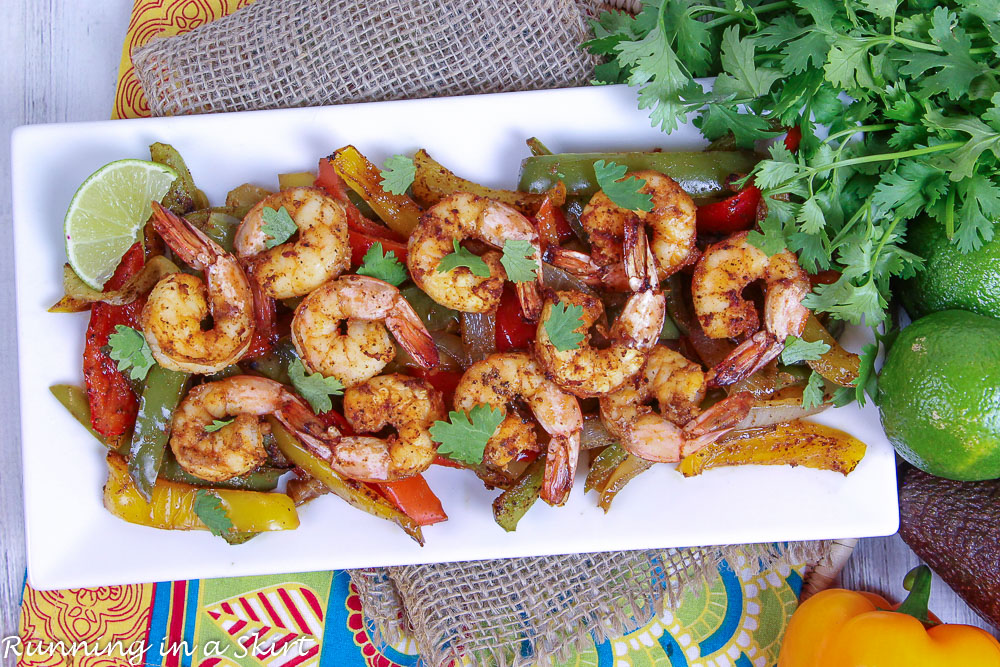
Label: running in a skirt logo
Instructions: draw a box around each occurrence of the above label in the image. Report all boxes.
[2,635,315,664]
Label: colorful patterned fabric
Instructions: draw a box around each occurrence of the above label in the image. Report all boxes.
[17,559,804,666]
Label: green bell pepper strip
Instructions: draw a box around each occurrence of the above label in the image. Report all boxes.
[492,456,546,532]
[401,286,460,332]
[150,142,208,214]
[598,454,653,513]
[517,151,758,201]
[158,455,286,492]
[50,384,125,451]
[584,442,629,494]
[128,366,190,502]
[185,210,240,253]
[241,338,296,384]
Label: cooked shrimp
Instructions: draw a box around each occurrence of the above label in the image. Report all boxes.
[141,203,254,374]
[291,275,439,386]
[170,375,339,482]
[326,374,446,482]
[690,231,810,386]
[600,346,753,463]
[454,352,583,505]
[407,192,544,318]
[548,171,696,290]
[234,187,350,299]
[534,289,665,398]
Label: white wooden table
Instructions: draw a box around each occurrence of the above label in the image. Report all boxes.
[1,1,994,656]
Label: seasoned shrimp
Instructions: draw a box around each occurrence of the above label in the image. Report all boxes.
[408,192,544,318]
[291,275,439,386]
[454,352,583,506]
[534,289,665,398]
[691,231,810,386]
[600,346,753,463]
[170,375,339,482]
[234,187,350,299]
[548,171,697,290]
[325,374,446,482]
[142,203,254,374]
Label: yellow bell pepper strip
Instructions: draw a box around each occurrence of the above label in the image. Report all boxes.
[224,183,273,219]
[128,366,190,502]
[327,146,423,236]
[800,314,861,387]
[267,417,425,544]
[779,566,1000,666]
[584,442,629,494]
[493,455,546,532]
[104,452,299,534]
[678,420,866,477]
[596,451,653,512]
[277,171,316,190]
[413,148,546,216]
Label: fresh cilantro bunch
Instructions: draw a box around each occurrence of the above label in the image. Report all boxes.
[588,0,1000,403]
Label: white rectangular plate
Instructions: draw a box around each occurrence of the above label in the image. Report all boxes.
[12,85,898,590]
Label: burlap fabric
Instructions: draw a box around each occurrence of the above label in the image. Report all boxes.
[133,0,603,115]
[130,1,835,664]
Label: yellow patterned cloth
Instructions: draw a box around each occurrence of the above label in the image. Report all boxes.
[113,0,255,119]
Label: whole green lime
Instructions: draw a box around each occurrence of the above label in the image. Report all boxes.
[879,310,1000,480]
[901,216,1000,319]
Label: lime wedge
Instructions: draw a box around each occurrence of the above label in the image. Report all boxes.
[64,159,178,289]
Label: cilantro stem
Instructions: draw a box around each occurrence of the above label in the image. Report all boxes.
[702,0,791,28]
[799,142,964,179]
[821,123,896,146]
[889,35,941,53]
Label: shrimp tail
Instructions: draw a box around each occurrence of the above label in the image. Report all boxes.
[544,246,605,287]
[680,391,753,456]
[706,331,784,388]
[150,201,223,270]
[274,396,342,462]
[386,298,440,369]
[625,415,684,463]
[623,217,659,293]
[541,432,579,506]
[516,281,543,322]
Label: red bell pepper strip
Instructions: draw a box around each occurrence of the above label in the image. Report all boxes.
[315,404,447,525]
[83,243,145,438]
[374,476,448,526]
[784,126,802,153]
[408,367,463,405]
[495,283,536,351]
[534,196,573,247]
[695,184,762,235]
[348,229,409,267]
[433,455,465,469]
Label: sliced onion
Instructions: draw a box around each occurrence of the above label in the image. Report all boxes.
[48,255,181,313]
[461,311,497,366]
[541,262,597,296]
[733,387,829,431]
[395,332,465,372]
[581,414,618,450]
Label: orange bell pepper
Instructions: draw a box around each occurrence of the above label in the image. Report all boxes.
[779,566,1000,666]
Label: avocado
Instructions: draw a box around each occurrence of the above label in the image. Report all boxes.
[899,467,1000,628]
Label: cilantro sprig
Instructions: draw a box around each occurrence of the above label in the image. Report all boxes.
[543,301,586,352]
[205,419,235,433]
[499,239,538,283]
[780,336,831,365]
[430,404,505,466]
[379,155,416,195]
[261,206,297,249]
[586,0,1000,407]
[357,242,408,286]
[193,490,235,537]
[288,357,344,413]
[437,240,491,277]
[107,325,156,380]
[593,160,653,212]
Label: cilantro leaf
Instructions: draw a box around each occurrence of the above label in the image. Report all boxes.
[288,357,344,413]
[261,206,297,249]
[714,26,782,98]
[593,160,653,211]
[379,155,416,195]
[430,404,505,466]
[954,174,1000,252]
[107,325,156,380]
[357,242,408,286]
[697,104,776,148]
[437,240,491,277]
[499,239,538,283]
[855,342,879,406]
[193,490,234,537]
[823,36,879,93]
[746,212,788,256]
[898,8,988,101]
[204,418,234,433]
[802,371,826,409]
[781,336,831,365]
[925,111,1000,181]
[543,301,586,352]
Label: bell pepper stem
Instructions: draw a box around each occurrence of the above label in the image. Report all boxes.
[896,565,933,624]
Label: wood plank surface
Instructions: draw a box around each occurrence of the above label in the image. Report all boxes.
[0,3,994,664]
